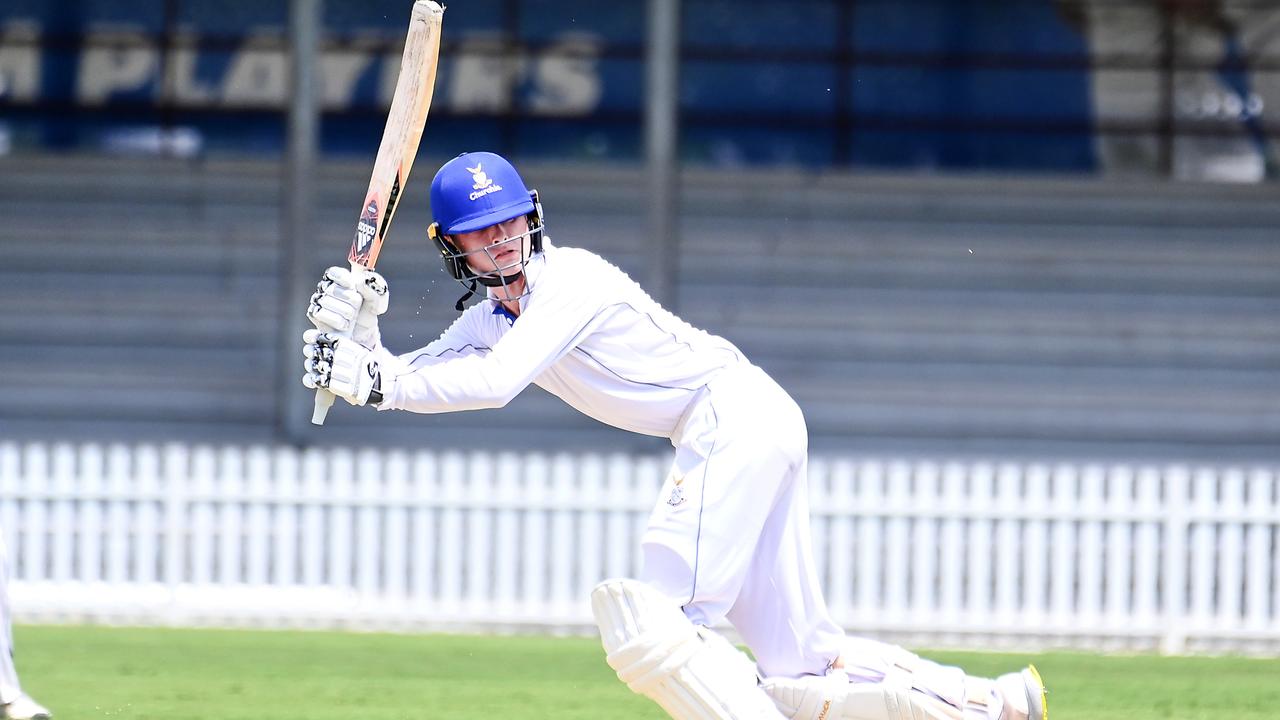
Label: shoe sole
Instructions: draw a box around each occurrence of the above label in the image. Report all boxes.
[1023,664,1047,720]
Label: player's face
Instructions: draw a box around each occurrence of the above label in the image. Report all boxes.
[451,216,529,276]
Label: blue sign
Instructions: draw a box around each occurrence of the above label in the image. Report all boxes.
[0,0,1102,172]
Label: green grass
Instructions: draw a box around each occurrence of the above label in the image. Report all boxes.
[12,625,1280,719]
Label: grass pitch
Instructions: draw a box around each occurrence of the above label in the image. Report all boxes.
[14,625,1280,719]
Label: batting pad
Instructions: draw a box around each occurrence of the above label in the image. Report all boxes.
[761,673,965,720]
[591,578,785,720]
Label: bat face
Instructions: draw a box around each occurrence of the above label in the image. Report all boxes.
[341,1,441,271]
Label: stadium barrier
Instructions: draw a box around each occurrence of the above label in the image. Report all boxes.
[2,441,1277,655]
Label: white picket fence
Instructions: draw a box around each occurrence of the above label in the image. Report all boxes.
[1,441,1277,655]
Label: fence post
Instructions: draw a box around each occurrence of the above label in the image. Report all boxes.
[356,449,384,599]
[578,454,605,602]
[521,454,550,616]
[995,463,1021,625]
[1022,464,1050,628]
[106,444,131,584]
[1161,465,1189,654]
[217,446,245,586]
[1189,468,1217,639]
[273,448,299,587]
[20,444,48,583]
[827,459,857,622]
[549,453,577,619]
[493,452,522,618]
[938,462,967,629]
[1244,467,1274,631]
[604,454,633,582]
[1078,465,1105,626]
[77,444,104,585]
[966,463,994,628]
[1105,464,1134,631]
[410,450,438,607]
[135,446,160,588]
[383,450,411,605]
[1134,466,1162,632]
[50,443,76,582]
[328,449,355,593]
[161,444,188,617]
[246,447,272,588]
[190,447,216,587]
[466,452,496,617]
[1217,468,1245,631]
[911,462,939,625]
[856,460,884,626]
[439,452,466,615]
[1049,463,1077,629]
[301,448,327,587]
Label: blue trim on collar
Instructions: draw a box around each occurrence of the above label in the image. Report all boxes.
[491,302,518,325]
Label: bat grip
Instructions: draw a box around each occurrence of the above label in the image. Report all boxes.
[312,388,336,425]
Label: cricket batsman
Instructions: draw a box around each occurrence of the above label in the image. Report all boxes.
[302,151,1049,720]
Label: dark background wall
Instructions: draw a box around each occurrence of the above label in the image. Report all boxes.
[1,0,1278,460]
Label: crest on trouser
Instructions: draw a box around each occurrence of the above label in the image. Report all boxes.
[666,473,686,507]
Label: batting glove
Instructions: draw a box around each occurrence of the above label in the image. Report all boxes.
[301,329,381,406]
[306,265,389,348]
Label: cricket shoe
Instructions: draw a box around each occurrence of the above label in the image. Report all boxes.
[995,665,1046,720]
[1,694,51,720]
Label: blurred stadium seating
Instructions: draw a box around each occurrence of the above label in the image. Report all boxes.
[2,154,1276,459]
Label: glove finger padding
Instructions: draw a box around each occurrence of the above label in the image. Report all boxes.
[307,283,363,333]
[301,329,335,389]
[300,329,378,406]
[355,270,389,310]
[305,266,389,347]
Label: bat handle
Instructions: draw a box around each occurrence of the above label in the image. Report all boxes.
[312,388,336,425]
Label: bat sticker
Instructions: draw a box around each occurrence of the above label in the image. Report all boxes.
[351,198,379,265]
[378,173,403,243]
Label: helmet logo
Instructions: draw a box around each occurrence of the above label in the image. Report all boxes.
[466,163,504,201]
[468,164,492,190]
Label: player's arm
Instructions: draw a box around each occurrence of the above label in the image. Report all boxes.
[395,308,494,370]
[380,271,603,413]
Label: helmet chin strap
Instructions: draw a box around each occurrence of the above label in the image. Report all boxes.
[476,271,524,288]
[453,270,524,312]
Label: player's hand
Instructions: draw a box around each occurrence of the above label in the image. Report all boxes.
[301,329,380,406]
[306,266,389,347]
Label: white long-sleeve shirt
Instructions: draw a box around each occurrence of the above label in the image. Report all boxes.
[377,244,747,439]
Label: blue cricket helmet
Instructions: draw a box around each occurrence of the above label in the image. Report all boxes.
[427,152,546,311]
[430,151,535,234]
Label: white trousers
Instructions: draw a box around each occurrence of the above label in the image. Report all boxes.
[641,363,845,679]
[0,533,22,704]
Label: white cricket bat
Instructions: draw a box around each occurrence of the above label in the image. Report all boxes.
[313,0,445,425]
